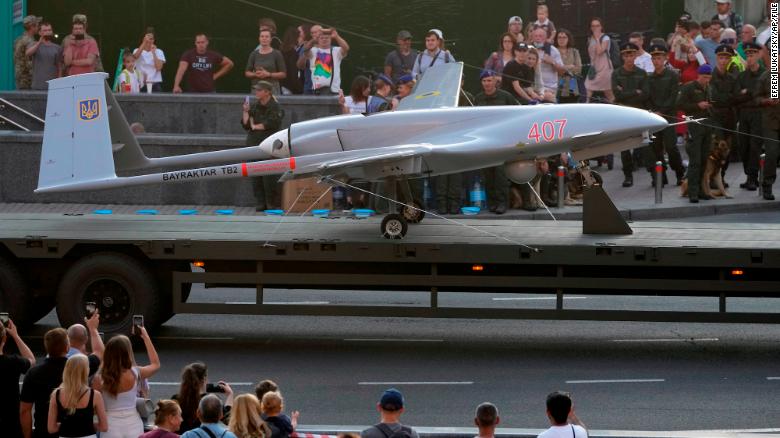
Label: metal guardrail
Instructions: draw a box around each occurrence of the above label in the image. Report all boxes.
[0,97,45,132]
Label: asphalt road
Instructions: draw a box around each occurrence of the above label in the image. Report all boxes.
[25,285,780,433]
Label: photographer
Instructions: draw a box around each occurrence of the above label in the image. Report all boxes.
[133,28,166,92]
[25,21,62,90]
[300,27,349,95]
[174,362,234,433]
[0,316,35,438]
[63,16,99,76]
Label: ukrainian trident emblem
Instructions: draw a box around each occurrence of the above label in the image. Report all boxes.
[79,99,100,121]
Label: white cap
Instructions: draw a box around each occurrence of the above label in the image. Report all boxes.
[508,16,523,25]
[428,28,443,39]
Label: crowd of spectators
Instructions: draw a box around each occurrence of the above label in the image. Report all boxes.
[2,314,589,438]
[11,0,780,210]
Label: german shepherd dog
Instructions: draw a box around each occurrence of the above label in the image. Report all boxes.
[681,136,732,199]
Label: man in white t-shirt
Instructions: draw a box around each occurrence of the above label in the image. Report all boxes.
[629,32,654,73]
[530,27,565,98]
[303,28,349,95]
[133,30,165,92]
[537,392,587,438]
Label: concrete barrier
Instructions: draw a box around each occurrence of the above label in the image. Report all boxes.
[0,91,341,134]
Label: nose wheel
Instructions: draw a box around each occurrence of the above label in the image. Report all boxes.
[381,214,408,239]
[399,199,425,223]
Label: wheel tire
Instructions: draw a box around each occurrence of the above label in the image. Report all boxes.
[0,256,31,326]
[591,170,604,186]
[56,253,162,336]
[399,199,425,224]
[381,214,408,239]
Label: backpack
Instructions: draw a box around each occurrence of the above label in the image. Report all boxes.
[374,423,414,438]
[600,34,622,69]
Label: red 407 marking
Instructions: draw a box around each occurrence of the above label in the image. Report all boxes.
[527,119,568,143]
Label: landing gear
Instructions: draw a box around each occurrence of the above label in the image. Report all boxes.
[399,199,425,223]
[380,176,422,239]
[381,214,408,239]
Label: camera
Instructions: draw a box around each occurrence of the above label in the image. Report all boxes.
[132,314,144,335]
[85,302,97,318]
[0,312,9,327]
[206,383,225,393]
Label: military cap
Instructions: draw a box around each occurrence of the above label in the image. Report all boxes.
[253,81,273,92]
[742,41,761,53]
[698,64,713,75]
[397,74,415,85]
[22,15,41,26]
[715,44,735,57]
[620,42,640,53]
[648,44,668,55]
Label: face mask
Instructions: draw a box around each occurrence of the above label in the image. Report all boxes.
[75,34,85,40]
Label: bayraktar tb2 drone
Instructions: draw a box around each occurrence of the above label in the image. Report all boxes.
[35,64,667,238]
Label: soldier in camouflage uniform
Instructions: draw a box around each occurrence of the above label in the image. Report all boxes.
[611,42,650,187]
[676,65,715,203]
[755,70,780,200]
[709,44,740,182]
[13,15,40,89]
[734,42,765,191]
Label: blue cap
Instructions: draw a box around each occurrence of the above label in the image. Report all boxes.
[375,73,393,87]
[698,64,713,75]
[379,388,404,410]
[480,69,495,80]
[397,74,414,85]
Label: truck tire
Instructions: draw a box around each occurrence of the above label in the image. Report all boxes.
[0,256,31,326]
[56,253,162,335]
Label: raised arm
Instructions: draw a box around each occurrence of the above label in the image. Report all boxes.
[85,312,104,360]
[7,320,35,365]
[136,326,160,379]
[332,30,349,57]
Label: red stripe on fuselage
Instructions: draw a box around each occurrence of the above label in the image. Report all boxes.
[290,157,296,170]
[241,163,248,177]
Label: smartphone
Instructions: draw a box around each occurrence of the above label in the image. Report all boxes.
[244,95,250,105]
[132,314,144,335]
[85,302,97,318]
[206,383,225,393]
[0,312,9,327]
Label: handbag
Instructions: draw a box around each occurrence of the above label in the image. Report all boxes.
[134,367,153,419]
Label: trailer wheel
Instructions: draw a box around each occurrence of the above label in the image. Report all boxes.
[0,256,31,326]
[56,253,162,335]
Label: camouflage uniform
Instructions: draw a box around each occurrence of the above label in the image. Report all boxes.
[755,70,780,200]
[676,80,714,201]
[612,58,649,185]
[14,34,35,89]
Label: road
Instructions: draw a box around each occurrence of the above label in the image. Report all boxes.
[25,284,780,433]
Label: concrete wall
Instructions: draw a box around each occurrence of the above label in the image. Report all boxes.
[0,91,341,134]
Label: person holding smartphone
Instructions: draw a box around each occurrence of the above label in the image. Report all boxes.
[93,327,160,438]
[65,309,105,378]
[174,362,234,433]
[26,21,63,90]
[0,316,36,438]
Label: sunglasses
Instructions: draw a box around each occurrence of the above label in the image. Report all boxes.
[721,39,736,44]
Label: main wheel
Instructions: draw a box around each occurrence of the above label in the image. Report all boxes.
[0,256,31,326]
[381,214,408,239]
[56,253,162,335]
[399,199,425,224]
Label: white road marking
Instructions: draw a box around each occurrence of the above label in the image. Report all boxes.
[610,338,719,343]
[155,337,234,341]
[358,381,473,385]
[566,379,665,384]
[344,338,444,342]
[768,377,780,380]
[148,382,253,386]
[226,301,330,305]
[492,296,586,301]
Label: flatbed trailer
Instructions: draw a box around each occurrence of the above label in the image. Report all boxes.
[1,212,779,334]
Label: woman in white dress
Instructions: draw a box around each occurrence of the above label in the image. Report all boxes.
[94,328,160,438]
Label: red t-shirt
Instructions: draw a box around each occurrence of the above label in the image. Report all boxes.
[180,49,223,92]
[66,38,99,76]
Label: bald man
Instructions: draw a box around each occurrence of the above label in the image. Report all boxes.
[66,312,104,376]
